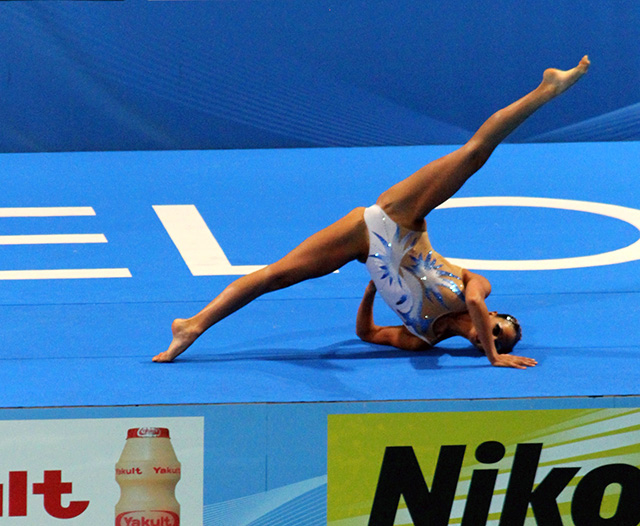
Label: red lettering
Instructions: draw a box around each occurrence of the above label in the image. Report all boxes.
[153,466,180,475]
[9,471,27,517]
[116,467,143,476]
[32,470,89,519]
[117,511,179,526]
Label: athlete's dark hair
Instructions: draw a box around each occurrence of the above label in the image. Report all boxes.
[494,313,522,354]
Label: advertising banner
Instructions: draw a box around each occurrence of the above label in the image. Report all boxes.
[328,408,640,526]
[0,417,204,525]
[0,401,639,525]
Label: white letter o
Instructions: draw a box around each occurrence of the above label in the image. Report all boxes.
[439,197,640,271]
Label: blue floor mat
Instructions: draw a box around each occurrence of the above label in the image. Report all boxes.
[1,142,639,407]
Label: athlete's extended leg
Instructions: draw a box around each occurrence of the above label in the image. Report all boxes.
[153,208,369,362]
[377,56,590,230]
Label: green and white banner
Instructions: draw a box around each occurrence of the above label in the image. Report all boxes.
[328,409,640,526]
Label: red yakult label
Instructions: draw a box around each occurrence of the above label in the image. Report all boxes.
[128,428,170,439]
[115,465,181,476]
[116,510,179,526]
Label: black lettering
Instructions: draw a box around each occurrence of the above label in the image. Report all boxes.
[368,445,465,526]
[572,464,640,526]
[475,441,506,465]
[461,442,505,526]
[462,470,499,525]
[500,443,578,526]
[529,466,579,524]
[500,443,541,525]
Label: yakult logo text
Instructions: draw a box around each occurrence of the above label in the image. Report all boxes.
[136,428,162,438]
[153,467,180,475]
[0,470,89,519]
[116,510,179,526]
[115,466,181,476]
[369,442,640,526]
[116,467,143,476]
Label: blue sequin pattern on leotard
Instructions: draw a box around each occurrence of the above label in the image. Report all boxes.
[365,205,466,343]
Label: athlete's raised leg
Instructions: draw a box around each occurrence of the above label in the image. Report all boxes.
[153,207,369,362]
[377,56,590,230]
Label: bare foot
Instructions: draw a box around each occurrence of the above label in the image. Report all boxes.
[542,55,590,96]
[152,319,200,363]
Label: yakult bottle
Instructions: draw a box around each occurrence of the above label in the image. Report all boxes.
[116,427,181,526]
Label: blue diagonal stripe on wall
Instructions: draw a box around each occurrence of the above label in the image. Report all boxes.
[526,102,640,142]
[246,485,326,526]
[1,3,472,149]
[203,476,327,526]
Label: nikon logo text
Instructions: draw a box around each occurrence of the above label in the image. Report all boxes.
[369,442,640,526]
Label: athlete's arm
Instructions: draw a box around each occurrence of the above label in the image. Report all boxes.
[356,281,430,351]
[463,270,536,369]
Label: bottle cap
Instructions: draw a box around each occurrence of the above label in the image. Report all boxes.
[127,427,170,439]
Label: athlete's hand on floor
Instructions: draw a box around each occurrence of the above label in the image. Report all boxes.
[490,354,538,369]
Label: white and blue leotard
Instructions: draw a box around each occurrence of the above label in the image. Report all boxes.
[364,204,467,345]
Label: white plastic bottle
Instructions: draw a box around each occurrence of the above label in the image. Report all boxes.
[115,427,181,526]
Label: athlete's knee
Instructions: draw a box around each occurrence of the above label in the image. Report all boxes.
[261,264,302,293]
[261,266,287,293]
[462,138,494,172]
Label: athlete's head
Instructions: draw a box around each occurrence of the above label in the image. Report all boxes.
[471,312,522,355]
[491,313,522,354]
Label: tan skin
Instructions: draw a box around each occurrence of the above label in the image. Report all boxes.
[154,56,590,367]
[356,276,528,369]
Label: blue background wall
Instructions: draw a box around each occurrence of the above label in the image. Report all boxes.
[1,0,639,153]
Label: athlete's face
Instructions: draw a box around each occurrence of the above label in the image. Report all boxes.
[472,313,518,354]
[490,314,518,353]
